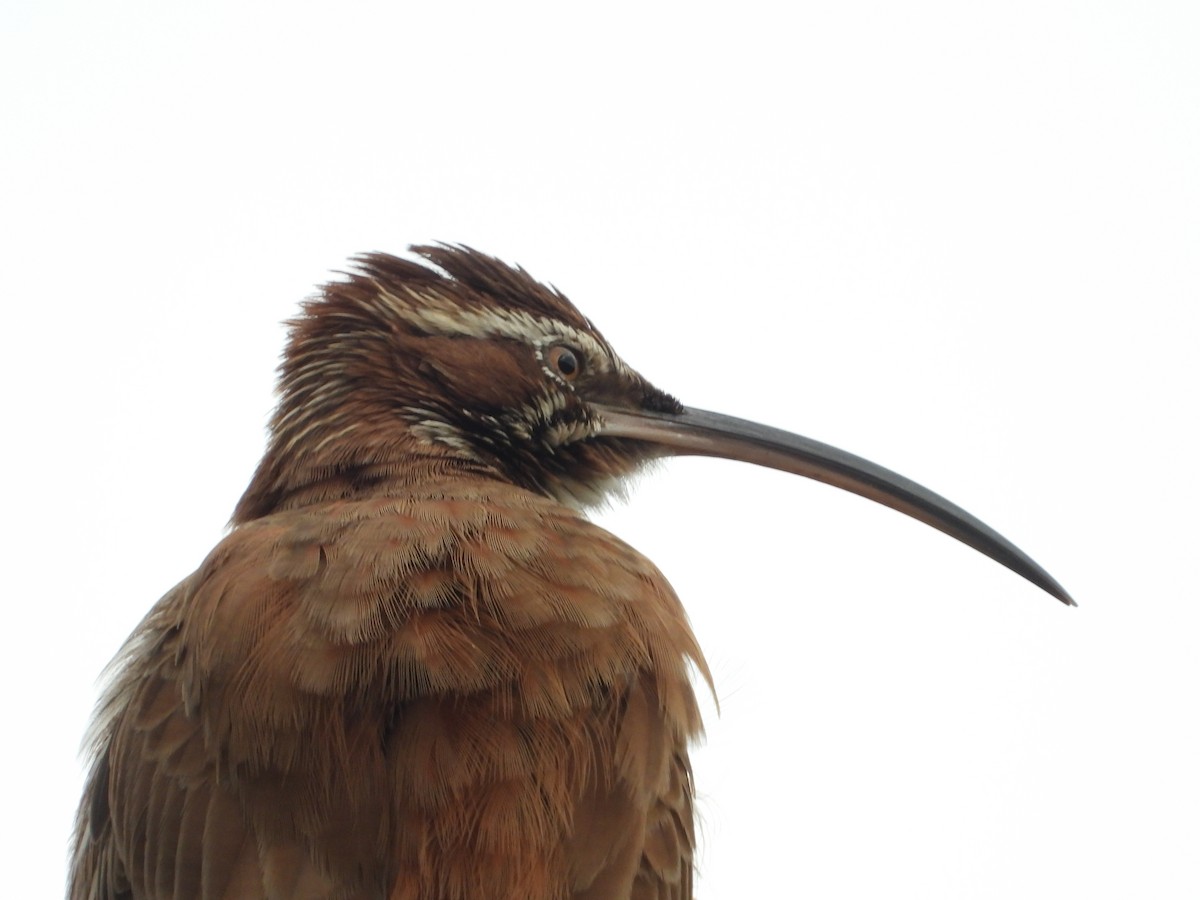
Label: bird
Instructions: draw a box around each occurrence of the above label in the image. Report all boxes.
[70,244,1073,900]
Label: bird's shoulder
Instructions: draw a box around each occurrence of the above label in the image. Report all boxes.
[141,478,704,707]
[193,478,679,637]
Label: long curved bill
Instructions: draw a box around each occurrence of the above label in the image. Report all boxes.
[597,405,1074,606]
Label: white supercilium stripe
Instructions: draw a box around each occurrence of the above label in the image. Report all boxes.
[370,281,632,381]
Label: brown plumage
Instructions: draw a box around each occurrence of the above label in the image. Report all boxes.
[71,245,1072,900]
[72,247,708,900]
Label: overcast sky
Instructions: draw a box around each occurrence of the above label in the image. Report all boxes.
[3,2,1198,897]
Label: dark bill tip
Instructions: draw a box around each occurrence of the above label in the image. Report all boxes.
[597,405,1075,606]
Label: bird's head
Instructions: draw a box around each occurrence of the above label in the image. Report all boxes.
[235,244,686,519]
[235,244,1073,606]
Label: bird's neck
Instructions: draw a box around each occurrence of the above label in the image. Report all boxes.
[230,433,501,525]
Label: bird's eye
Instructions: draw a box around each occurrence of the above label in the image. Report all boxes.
[547,345,582,381]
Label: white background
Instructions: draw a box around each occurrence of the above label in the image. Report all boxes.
[3,2,1197,897]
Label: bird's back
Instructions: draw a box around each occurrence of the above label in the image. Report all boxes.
[70,478,707,900]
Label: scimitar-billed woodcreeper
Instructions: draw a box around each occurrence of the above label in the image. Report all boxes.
[70,245,1073,900]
